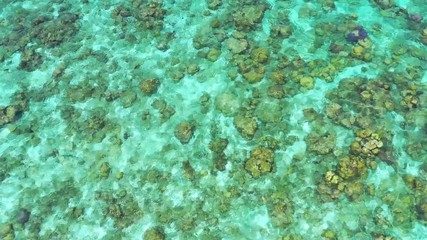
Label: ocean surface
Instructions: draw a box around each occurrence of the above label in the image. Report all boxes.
[1,0,427,239]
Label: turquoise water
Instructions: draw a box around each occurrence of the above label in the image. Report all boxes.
[1,0,427,239]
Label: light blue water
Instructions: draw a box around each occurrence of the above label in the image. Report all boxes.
[0,0,426,239]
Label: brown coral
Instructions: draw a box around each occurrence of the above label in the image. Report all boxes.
[140,78,160,95]
[244,147,275,178]
[174,121,195,144]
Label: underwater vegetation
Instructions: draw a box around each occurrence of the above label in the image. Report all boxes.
[0,0,426,239]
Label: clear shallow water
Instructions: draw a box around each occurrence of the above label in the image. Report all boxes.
[0,0,426,239]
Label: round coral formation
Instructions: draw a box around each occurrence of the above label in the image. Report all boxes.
[174,121,195,144]
[233,115,258,139]
[350,129,383,157]
[299,76,314,89]
[0,106,19,126]
[244,147,275,178]
[140,78,160,95]
[336,156,367,180]
[251,48,269,63]
[350,38,372,61]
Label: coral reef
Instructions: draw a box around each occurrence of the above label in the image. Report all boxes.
[174,121,196,144]
[336,155,367,180]
[350,129,384,157]
[0,0,426,238]
[244,147,275,178]
[233,115,257,139]
[143,227,165,240]
[346,26,368,44]
[140,78,160,95]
